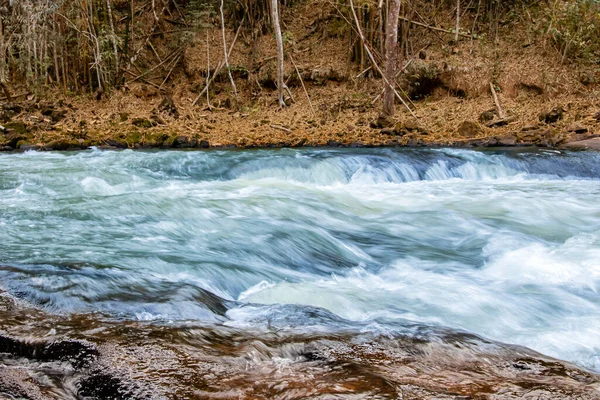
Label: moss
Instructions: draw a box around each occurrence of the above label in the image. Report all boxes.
[4,121,27,135]
[124,131,142,144]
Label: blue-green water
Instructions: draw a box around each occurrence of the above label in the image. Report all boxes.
[1,147,599,371]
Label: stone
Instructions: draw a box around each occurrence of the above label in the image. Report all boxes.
[131,118,155,129]
[479,110,495,123]
[158,96,179,118]
[457,120,482,138]
[403,120,428,134]
[369,115,394,129]
[539,107,564,124]
[4,121,27,134]
[566,124,588,134]
[495,135,517,146]
[521,124,538,131]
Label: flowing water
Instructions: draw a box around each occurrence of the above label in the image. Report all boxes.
[1,147,600,376]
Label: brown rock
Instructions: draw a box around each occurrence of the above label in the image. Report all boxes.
[495,135,517,146]
[539,107,564,124]
[457,120,482,138]
[521,124,538,132]
[370,115,394,129]
[479,110,496,123]
[566,124,588,134]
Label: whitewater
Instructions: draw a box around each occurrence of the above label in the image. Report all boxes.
[0,147,599,372]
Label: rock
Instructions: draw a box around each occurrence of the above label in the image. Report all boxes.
[479,110,496,123]
[3,121,27,134]
[457,120,482,138]
[150,113,166,126]
[521,124,538,131]
[380,128,396,135]
[566,124,588,134]
[172,136,197,148]
[563,137,600,150]
[40,105,67,123]
[198,140,210,148]
[158,96,179,118]
[0,103,23,123]
[403,120,428,134]
[370,115,394,129]
[487,116,518,128]
[594,111,600,121]
[579,73,596,86]
[495,134,517,146]
[3,133,25,148]
[539,107,564,124]
[19,144,41,151]
[131,118,155,129]
[45,139,83,151]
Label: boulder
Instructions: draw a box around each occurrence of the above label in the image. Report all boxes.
[566,124,588,134]
[479,110,496,123]
[539,107,564,124]
[457,120,482,138]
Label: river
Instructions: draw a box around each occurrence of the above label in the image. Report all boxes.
[1,147,599,397]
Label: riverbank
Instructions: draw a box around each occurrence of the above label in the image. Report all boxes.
[1,90,599,151]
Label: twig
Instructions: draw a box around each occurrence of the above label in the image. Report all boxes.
[128,49,182,83]
[270,124,292,133]
[123,69,163,90]
[289,54,314,116]
[192,16,245,106]
[399,16,475,39]
[371,59,413,104]
[159,55,181,90]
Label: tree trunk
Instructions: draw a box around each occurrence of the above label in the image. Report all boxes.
[106,0,120,85]
[270,0,286,108]
[383,0,401,117]
[0,11,6,91]
[220,0,238,101]
[455,0,460,43]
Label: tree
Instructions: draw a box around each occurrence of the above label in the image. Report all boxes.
[383,0,401,116]
[270,0,287,108]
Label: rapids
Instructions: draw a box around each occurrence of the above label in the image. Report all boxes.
[0,147,599,372]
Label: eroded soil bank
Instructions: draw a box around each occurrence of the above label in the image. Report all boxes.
[0,291,599,399]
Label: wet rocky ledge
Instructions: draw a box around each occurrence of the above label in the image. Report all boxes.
[0,291,598,400]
